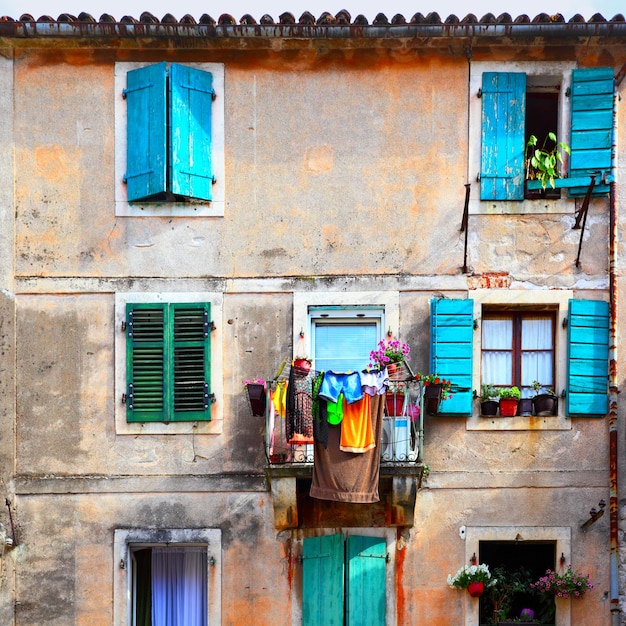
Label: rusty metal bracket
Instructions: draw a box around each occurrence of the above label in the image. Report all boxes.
[5,498,18,547]
[574,175,596,268]
[460,184,471,273]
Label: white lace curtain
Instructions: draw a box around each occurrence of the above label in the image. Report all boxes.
[152,547,207,626]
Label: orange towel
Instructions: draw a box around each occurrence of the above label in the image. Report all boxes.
[340,395,374,453]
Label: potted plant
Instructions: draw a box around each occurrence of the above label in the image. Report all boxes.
[447,563,496,598]
[525,131,571,190]
[479,384,499,416]
[244,378,266,416]
[417,373,453,416]
[385,382,406,416]
[292,356,312,377]
[498,386,521,417]
[370,338,410,380]
[484,566,541,625]
[531,564,593,599]
[531,381,558,416]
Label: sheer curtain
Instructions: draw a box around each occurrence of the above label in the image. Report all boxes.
[152,547,207,626]
[482,318,513,386]
[521,317,553,394]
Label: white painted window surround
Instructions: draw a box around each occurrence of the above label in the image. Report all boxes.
[114,292,224,435]
[114,62,225,217]
[468,61,576,215]
[113,528,222,626]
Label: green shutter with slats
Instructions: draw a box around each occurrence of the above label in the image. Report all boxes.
[430,298,474,416]
[126,302,212,423]
[302,535,344,626]
[346,536,386,626]
[170,64,214,201]
[480,72,526,201]
[567,299,609,416]
[568,67,614,197]
[124,62,168,202]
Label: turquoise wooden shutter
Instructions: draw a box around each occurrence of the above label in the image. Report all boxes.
[568,67,614,197]
[124,62,167,202]
[171,303,212,421]
[430,298,474,415]
[170,64,214,201]
[126,303,168,422]
[480,72,526,201]
[346,536,386,626]
[567,299,609,416]
[302,535,344,626]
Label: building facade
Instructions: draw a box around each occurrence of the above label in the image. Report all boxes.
[0,8,625,626]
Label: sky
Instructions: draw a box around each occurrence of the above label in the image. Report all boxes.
[1,0,624,22]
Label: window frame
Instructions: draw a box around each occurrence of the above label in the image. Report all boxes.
[115,292,223,435]
[113,528,222,626]
[115,61,225,217]
[468,61,576,215]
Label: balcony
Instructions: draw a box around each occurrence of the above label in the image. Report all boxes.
[251,362,427,529]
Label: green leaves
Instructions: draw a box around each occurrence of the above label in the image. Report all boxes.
[525,132,571,189]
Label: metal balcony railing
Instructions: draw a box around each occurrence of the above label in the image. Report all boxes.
[262,362,424,466]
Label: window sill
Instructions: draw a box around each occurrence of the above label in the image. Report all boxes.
[466,413,571,431]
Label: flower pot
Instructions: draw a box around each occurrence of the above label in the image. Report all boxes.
[499,398,519,417]
[533,393,558,416]
[467,581,484,597]
[387,362,405,381]
[424,383,443,416]
[385,391,405,416]
[293,358,312,378]
[246,384,266,417]
[517,397,533,416]
[480,400,499,416]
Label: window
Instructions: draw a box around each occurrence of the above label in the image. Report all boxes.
[481,308,556,397]
[302,534,387,626]
[115,62,225,217]
[126,302,213,423]
[115,292,223,436]
[469,62,613,212]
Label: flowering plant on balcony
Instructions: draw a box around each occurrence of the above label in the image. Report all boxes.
[416,373,453,400]
[243,378,266,390]
[447,563,496,589]
[531,565,593,598]
[369,339,410,368]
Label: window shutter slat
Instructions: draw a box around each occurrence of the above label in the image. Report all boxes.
[568,67,614,197]
[302,535,344,626]
[480,72,526,201]
[346,536,386,626]
[170,64,214,201]
[566,299,609,416]
[430,298,474,415]
[125,62,167,201]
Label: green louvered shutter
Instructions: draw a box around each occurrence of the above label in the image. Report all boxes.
[568,67,614,197]
[430,298,474,416]
[480,72,526,201]
[126,303,167,422]
[302,535,344,626]
[567,299,609,416]
[124,62,167,202]
[170,64,214,201]
[346,536,386,626]
[171,303,212,421]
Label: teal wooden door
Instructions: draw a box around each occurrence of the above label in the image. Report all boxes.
[346,536,386,626]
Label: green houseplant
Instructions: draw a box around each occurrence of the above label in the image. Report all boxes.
[479,384,499,416]
[498,386,521,417]
[531,380,558,416]
[525,132,571,189]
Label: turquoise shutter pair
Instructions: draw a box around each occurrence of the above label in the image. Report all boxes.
[124,62,214,202]
[480,67,613,200]
[126,302,212,422]
[302,535,386,626]
[430,298,609,417]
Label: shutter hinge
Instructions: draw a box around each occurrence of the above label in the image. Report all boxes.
[566,87,571,97]
[386,552,391,563]
[211,90,217,102]
[203,312,216,337]
[212,176,217,185]
[204,384,215,409]
[121,320,127,332]
[477,88,482,98]
[126,384,134,410]
[127,311,134,337]
[122,89,128,99]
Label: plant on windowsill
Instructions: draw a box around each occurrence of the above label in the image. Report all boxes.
[530,380,559,416]
[531,564,593,599]
[525,132,571,190]
[479,384,499,416]
[417,373,453,416]
[485,566,542,625]
[498,386,521,417]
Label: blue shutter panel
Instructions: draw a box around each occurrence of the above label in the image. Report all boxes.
[124,62,167,201]
[567,299,609,416]
[568,67,614,197]
[480,72,526,201]
[170,64,214,201]
[430,298,474,415]
[346,536,386,626]
[302,535,344,626]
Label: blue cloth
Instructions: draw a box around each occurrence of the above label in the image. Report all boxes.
[318,371,363,404]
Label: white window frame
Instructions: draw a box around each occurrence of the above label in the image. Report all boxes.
[463,526,571,626]
[468,61,576,215]
[114,62,225,217]
[114,291,224,435]
[468,289,573,431]
[113,528,222,626]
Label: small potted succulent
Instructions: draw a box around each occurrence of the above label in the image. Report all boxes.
[498,386,521,417]
[479,384,499,416]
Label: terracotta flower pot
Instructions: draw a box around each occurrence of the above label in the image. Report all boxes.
[385,391,405,416]
[467,581,484,597]
[499,398,519,417]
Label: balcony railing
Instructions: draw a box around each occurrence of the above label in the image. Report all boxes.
[261,362,424,467]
